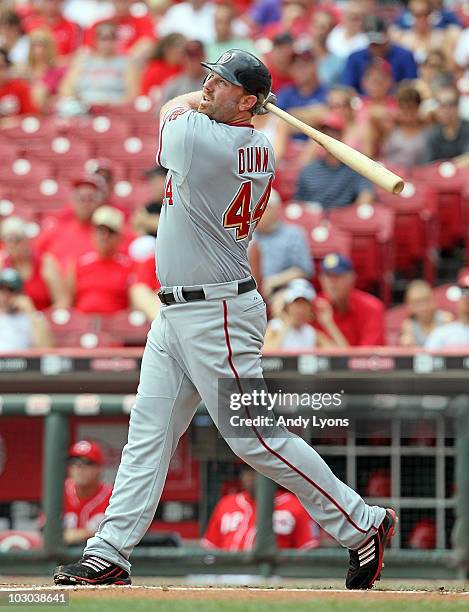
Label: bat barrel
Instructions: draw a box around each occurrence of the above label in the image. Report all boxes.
[265,103,405,195]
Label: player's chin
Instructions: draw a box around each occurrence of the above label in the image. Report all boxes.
[198,102,213,118]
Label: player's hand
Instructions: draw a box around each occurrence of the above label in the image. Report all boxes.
[257,92,277,115]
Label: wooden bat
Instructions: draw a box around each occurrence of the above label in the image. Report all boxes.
[265,102,405,195]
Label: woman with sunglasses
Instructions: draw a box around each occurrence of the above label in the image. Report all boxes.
[59,21,138,108]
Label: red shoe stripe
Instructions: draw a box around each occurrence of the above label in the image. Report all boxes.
[369,510,396,587]
[222,300,367,536]
[78,566,122,583]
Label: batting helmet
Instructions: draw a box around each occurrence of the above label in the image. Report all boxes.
[201,49,272,113]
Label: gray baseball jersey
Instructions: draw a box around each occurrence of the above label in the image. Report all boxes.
[155,107,275,287]
[83,104,387,576]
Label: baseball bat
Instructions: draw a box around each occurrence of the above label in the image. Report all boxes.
[265,102,405,195]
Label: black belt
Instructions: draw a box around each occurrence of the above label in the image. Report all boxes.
[158,277,256,306]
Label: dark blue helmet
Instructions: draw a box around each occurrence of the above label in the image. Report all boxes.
[201,49,272,113]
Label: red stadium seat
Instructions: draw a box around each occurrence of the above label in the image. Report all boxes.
[95,136,156,181]
[279,201,324,230]
[44,308,97,347]
[100,310,150,346]
[410,162,467,250]
[377,181,438,284]
[45,308,129,347]
[0,158,54,189]
[92,97,159,139]
[0,139,22,162]
[328,203,395,304]
[63,115,131,148]
[306,220,352,274]
[0,116,57,151]
[20,178,71,215]
[28,135,92,174]
[432,283,461,316]
[84,158,127,183]
[110,180,152,211]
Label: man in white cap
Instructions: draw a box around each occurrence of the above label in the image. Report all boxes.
[264,279,347,350]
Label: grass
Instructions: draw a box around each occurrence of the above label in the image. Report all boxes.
[8,598,468,612]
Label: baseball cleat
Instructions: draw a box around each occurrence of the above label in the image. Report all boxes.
[53,555,131,586]
[345,508,397,590]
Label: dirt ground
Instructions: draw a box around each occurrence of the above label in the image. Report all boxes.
[1,579,468,603]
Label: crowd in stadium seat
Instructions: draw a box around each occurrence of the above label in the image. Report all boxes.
[0,0,469,349]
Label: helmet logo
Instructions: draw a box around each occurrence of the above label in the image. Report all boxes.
[218,52,233,64]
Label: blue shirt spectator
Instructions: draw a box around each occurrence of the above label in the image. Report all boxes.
[295,113,374,209]
[296,158,373,208]
[254,190,313,293]
[277,50,328,111]
[394,8,461,30]
[342,15,417,94]
[276,82,328,111]
[256,223,313,279]
[341,44,417,94]
[250,0,281,29]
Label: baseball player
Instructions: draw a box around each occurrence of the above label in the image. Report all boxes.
[38,441,112,545]
[54,50,396,590]
[201,465,320,551]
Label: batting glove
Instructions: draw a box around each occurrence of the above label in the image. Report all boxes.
[256,92,277,115]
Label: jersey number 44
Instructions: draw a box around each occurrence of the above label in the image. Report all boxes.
[223,177,273,241]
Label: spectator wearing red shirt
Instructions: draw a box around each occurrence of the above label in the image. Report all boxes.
[0,216,64,310]
[63,440,112,545]
[21,0,82,58]
[141,33,185,99]
[85,0,155,59]
[201,465,320,551]
[264,32,295,94]
[0,48,36,119]
[35,173,108,271]
[314,253,385,346]
[128,166,165,320]
[66,206,136,315]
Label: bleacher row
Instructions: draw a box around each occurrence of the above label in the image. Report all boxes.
[1,96,469,348]
[277,141,469,306]
[0,96,159,224]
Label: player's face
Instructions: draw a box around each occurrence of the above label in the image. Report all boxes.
[199,73,256,122]
[69,459,101,487]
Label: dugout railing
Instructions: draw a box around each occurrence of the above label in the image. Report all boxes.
[0,386,468,579]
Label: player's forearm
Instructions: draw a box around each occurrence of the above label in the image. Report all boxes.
[160,91,203,121]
